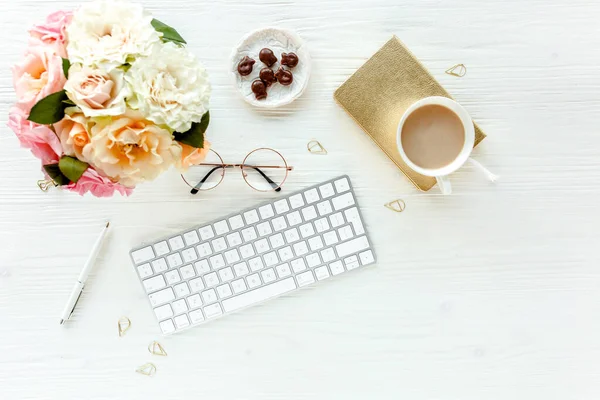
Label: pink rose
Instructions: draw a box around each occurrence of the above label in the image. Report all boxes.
[29,11,72,58]
[12,43,66,114]
[7,107,62,164]
[66,168,133,197]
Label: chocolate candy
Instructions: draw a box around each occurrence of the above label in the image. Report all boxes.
[281,52,299,68]
[259,48,277,67]
[237,56,255,76]
[274,67,293,86]
[259,68,277,87]
[251,79,267,100]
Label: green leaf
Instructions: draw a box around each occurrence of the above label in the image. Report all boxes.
[27,90,69,125]
[174,111,210,149]
[62,58,71,78]
[43,164,70,186]
[151,18,187,45]
[58,156,89,183]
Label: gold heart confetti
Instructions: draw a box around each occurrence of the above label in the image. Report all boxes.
[445,63,467,77]
[148,341,167,357]
[384,199,406,213]
[135,363,157,377]
[118,316,131,337]
[307,140,328,155]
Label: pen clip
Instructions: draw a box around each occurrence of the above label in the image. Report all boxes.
[68,284,85,320]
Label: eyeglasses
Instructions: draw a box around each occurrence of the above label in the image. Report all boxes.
[181,148,293,194]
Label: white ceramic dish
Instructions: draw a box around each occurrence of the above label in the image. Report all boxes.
[230,27,311,108]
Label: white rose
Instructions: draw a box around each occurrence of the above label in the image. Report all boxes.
[64,64,130,117]
[66,0,160,71]
[125,42,211,132]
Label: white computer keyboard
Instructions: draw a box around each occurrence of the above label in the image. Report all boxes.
[129,175,376,335]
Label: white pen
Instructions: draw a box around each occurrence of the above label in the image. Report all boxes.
[60,222,110,325]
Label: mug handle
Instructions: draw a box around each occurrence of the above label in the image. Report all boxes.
[435,176,452,195]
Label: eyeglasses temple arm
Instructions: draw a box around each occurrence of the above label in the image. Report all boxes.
[247,166,282,192]
[191,166,225,194]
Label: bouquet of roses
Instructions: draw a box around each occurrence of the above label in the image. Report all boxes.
[8,0,211,197]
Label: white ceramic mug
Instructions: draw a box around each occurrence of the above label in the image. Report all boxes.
[396,96,476,195]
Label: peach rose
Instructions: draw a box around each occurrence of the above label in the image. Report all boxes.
[29,10,72,58]
[54,110,92,162]
[179,141,211,170]
[83,111,182,187]
[12,43,66,114]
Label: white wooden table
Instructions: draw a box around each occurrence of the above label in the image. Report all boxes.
[2,1,599,399]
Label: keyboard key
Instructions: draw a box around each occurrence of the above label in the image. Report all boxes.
[225,249,240,264]
[286,211,302,226]
[219,267,235,282]
[320,248,336,263]
[180,264,196,280]
[187,294,202,309]
[243,209,260,225]
[165,270,182,285]
[137,263,153,279]
[306,253,321,268]
[297,271,315,287]
[152,258,168,273]
[317,200,333,216]
[211,237,227,253]
[214,220,229,236]
[359,250,375,265]
[332,192,355,211]
[261,268,277,283]
[323,231,339,246]
[226,232,243,247]
[169,236,185,251]
[149,287,175,306]
[308,236,324,251]
[199,225,215,241]
[172,299,188,314]
[301,205,318,221]
[222,277,297,313]
[329,261,345,275]
[290,258,307,273]
[239,243,255,259]
[314,218,330,233]
[256,222,273,237]
[154,304,173,320]
[304,188,320,204]
[143,275,166,293]
[204,303,223,319]
[299,223,315,239]
[183,230,200,246]
[247,273,261,288]
[274,199,290,214]
[338,225,354,241]
[160,319,175,334]
[254,238,270,254]
[289,194,305,209]
[204,272,220,287]
[209,254,225,270]
[329,212,345,227]
[182,247,198,263]
[167,253,183,268]
[319,183,335,198]
[194,259,210,275]
[263,251,279,267]
[241,226,258,242]
[217,283,233,298]
[344,207,365,235]
[334,177,350,193]
[154,241,169,257]
[269,233,285,249]
[189,277,205,293]
[196,243,212,257]
[259,204,275,219]
[278,246,294,262]
[248,257,264,272]
[284,228,300,244]
[336,236,369,258]
[315,266,331,280]
[132,246,154,264]
[344,255,360,270]
[202,289,218,304]
[232,278,247,293]
[276,263,292,278]
[174,282,190,298]
[228,215,245,230]
[271,216,287,232]
[234,262,250,276]
[293,241,309,256]
[189,309,205,324]
[174,314,190,329]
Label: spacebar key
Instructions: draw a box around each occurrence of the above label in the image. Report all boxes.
[222,278,297,313]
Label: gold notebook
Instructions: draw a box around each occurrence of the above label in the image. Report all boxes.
[334,36,486,191]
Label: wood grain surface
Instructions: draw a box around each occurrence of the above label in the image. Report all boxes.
[1,0,599,399]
